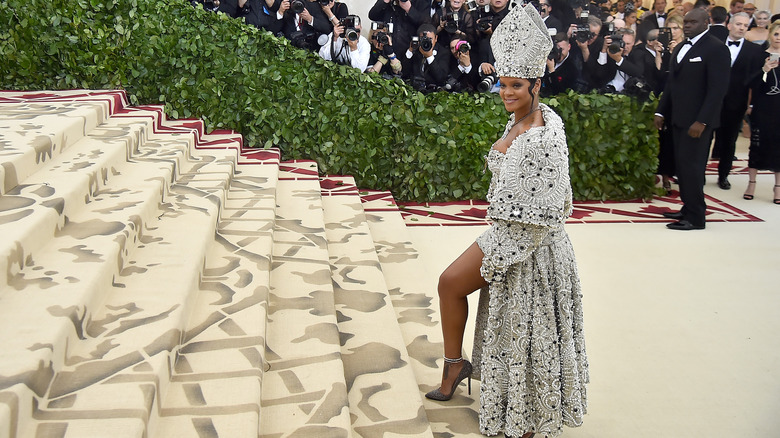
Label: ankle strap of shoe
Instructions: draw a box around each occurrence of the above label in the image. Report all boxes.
[443,356,463,364]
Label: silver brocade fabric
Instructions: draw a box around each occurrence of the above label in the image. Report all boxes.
[472,104,589,437]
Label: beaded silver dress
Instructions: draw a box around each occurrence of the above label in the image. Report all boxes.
[472,104,589,437]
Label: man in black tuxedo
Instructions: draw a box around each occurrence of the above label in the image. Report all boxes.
[708,6,729,42]
[406,23,450,90]
[543,32,583,96]
[712,12,764,189]
[278,0,333,50]
[637,0,667,42]
[539,0,564,34]
[369,0,430,77]
[654,8,731,230]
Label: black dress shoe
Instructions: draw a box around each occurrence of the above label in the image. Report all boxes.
[666,220,705,230]
[662,211,684,219]
[717,178,731,190]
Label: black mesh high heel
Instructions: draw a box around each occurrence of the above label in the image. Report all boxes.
[425,358,472,401]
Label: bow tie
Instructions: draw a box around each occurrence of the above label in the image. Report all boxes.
[657,13,666,18]
[683,39,693,45]
[727,40,740,47]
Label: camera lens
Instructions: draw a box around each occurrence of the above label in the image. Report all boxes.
[291,0,304,14]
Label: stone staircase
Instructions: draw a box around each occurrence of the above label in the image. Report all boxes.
[0,90,483,438]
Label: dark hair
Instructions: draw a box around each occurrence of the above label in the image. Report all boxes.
[710,6,728,24]
[693,0,710,9]
[417,23,437,36]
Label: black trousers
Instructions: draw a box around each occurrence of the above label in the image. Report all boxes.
[713,108,744,180]
[673,125,712,227]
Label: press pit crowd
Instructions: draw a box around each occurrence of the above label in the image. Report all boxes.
[188,0,777,96]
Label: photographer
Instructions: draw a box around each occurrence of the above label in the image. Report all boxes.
[543,32,584,96]
[567,12,603,89]
[406,23,450,90]
[432,0,477,48]
[472,0,511,88]
[367,23,403,76]
[240,0,278,31]
[592,27,643,93]
[369,0,430,79]
[279,0,332,50]
[539,0,564,33]
[319,15,371,71]
[445,38,479,91]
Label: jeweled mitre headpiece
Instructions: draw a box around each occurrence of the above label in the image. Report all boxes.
[491,3,553,78]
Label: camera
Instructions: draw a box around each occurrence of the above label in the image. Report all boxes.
[599,21,614,37]
[573,11,593,43]
[444,11,461,33]
[456,40,471,54]
[371,22,393,33]
[419,35,434,52]
[548,45,562,61]
[319,0,330,4]
[341,15,360,42]
[290,30,317,50]
[657,27,671,51]
[478,71,498,92]
[444,75,464,92]
[291,0,305,14]
[410,36,420,51]
[373,31,390,45]
[608,32,624,54]
[471,4,493,32]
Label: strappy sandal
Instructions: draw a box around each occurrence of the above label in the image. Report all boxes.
[743,180,756,200]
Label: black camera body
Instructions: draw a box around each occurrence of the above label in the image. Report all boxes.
[444,11,460,33]
[608,32,624,54]
[341,15,360,42]
[657,27,671,51]
[371,21,393,45]
[419,35,434,52]
[319,0,330,5]
[291,0,305,14]
[548,45,563,61]
[410,36,420,51]
[573,11,593,43]
[469,4,492,32]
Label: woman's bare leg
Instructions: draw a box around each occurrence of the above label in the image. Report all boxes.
[434,241,488,394]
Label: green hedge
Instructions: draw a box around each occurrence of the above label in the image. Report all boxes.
[0,0,660,201]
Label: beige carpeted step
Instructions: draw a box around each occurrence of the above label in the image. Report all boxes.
[0,91,121,195]
[0,95,253,437]
[153,165,280,438]
[261,166,352,438]
[320,176,434,438]
[362,190,484,438]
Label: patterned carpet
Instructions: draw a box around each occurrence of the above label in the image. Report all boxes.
[348,170,765,227]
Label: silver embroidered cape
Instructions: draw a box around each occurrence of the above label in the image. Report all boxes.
[472,104,589,437]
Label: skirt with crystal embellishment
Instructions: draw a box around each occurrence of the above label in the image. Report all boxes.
[472,227,588,438]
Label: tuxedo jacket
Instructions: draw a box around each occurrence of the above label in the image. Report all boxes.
[708,25,729,43]
[543,15,564,34]
[410,44,450,87]
[543,56,582,96]
[281,1,333,40]
[722,39,765,112]
[656,32,731,130]
[627,44,665,93]
[591,51,644,90]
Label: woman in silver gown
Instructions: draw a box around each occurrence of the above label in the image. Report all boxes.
[425,5,589,438]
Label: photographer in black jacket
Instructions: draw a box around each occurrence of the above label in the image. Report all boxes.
[369,0,430,79]
[406,23,450,91]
